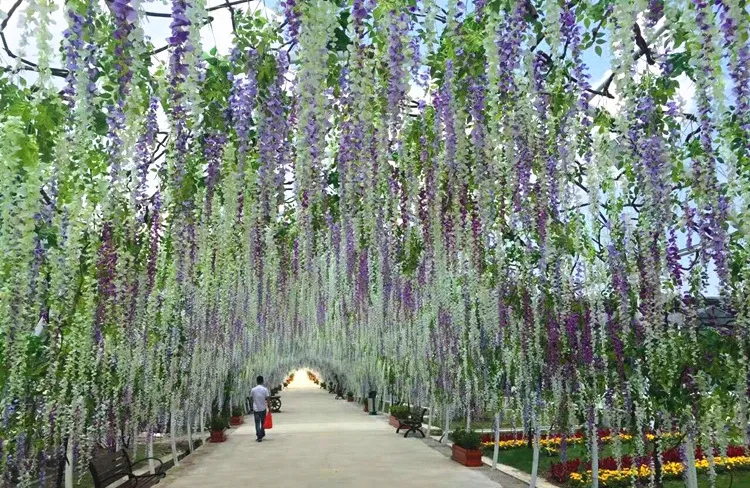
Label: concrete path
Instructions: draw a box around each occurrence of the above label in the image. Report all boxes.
[159,383,502,488]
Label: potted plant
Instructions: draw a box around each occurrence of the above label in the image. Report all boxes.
[346,391,354,402]
[320,381,327,390]
[450,429,483,467]
[230,406,244,426]
[389,405,410,429]
[362,397,369,413]
[210,416,228,443]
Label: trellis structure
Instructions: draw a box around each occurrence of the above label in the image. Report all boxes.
[0,1,748,488]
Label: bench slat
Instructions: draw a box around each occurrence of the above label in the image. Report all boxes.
[90,449,166,488]
[89,450,133,488]
[91,453,130,480]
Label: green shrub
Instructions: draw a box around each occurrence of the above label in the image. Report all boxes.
[449,429,481,450]
[210,416,228,431]
[346,391,354,397]
[390,405,410,419]
[231,406,243,417]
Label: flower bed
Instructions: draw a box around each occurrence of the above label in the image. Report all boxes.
[481,431,585,450]
[480,430,677,451]
[552,446,750,487]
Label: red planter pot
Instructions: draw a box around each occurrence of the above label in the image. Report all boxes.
[389,415,403,429]
[451,445,483,467]
[363,405,369,413]
[230,416,244,426]
[347,397,354,402]
[210,429,227,443]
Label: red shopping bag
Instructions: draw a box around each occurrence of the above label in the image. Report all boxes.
[263,411,273,429]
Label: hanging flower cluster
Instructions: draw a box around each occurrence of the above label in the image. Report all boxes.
[0,0,748,486]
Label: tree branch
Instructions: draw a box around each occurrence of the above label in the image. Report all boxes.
[590,22,669,96]
[0,0,24,31]
[0,31,69,77]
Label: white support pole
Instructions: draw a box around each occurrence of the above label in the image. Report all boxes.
[187,410,194,453]
[442,403,450,444]
[64,439,73,488]
[199,406,205,440]
[684,436,698,488]
[465,382,471,431]
[170,403,180,467]
[591,431,599,488]
[148,431,155,475]
[529,425,541,488]
[492,412,501,470]
[590,407,599,488]
[132,425,139,459]
[426,391,434,438]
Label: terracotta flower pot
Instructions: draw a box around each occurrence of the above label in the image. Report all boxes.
[347,396,354,402]
[210,429,227,443]
[389,415,402,429]
[230,415,244,426]
[451,444,483,467]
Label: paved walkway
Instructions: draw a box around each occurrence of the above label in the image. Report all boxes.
[160,382,503,488]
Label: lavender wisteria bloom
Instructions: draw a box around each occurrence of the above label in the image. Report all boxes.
[229,52,258,219]
[495,3,525,97]
[203,133,226,218]
[107,0,137,179]
[134,97,159,219]
[95,223,118,346]
[169,0,192,188]
[61,7,84,107]
[258,57,287,224]
[387,10,409,142]
[281,0,301,45]
[691,0,730,286]
[715,1,750,154]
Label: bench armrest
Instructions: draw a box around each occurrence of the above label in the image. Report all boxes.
[131,472,167,483]
[130,457,165,474]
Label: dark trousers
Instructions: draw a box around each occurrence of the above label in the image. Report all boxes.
[254,410,266,439]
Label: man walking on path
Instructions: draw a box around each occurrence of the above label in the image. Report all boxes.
[250,376,271,442]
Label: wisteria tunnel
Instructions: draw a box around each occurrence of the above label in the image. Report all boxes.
[0,0,748,487]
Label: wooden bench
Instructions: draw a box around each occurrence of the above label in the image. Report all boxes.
[246,395,282,413]
[89,449,165,488]
[268,396,282,413]
[396,408,428,438]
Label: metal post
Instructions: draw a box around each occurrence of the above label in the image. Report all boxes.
[530,424,541,488]
[492,412,500,470]
[441,403,450,444]
[64,438,73,488]
[426,390,434,439]
[199,407,205,439]
[148,430,155,475]
[170,403,180,467]
[187,410,194,453]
